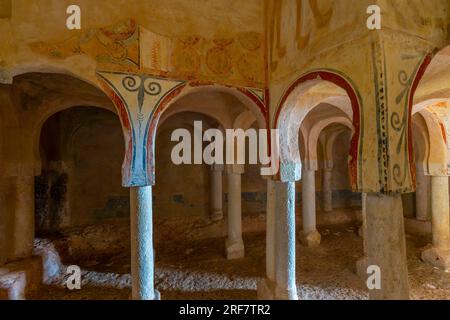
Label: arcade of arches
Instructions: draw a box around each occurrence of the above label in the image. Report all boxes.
[1,0,450,300]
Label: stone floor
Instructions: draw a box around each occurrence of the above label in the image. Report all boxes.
[28,216,450,300]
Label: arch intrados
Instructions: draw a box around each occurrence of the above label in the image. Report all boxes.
[156,85,266,131]
[274,70,361,183]
[412,114,429,167]
[156,111,221,140]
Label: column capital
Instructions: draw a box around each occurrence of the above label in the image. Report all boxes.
[278,162,301,183]
[97,70,187,187]
[227,164,245,175]
[323,160,334,171]
[301,166,317,174]
[302,159,318,172]
[430,173,450,178]
[211,164,225,172]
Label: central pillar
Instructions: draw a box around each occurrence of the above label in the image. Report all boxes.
[415,168,430,221]
[210,165,224,221]
[274,181,298,300]
[14,175,35,260]
[366,193,410,300]
[322,167,333,212]
[226,165,245,259]
[300,168,321,247]
[421,176,450,270]
[130,186,160,300]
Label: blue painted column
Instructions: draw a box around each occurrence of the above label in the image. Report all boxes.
[130,186,160,300]
[274,181,298,300]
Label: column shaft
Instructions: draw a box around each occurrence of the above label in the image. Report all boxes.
[431,176,450,249]
[274,181,298,300]
[301,168,321,247]
[130,186,159,300]
[257,179,277,299]
[421,176,450,270]
[226,170,244,259]
[415,169,430,221]
[210,166,224,221]
[266,179,276,282]
[356,193,368,278]
[323,168,333,212]
[302,169,316,232]
[366,193,409,300]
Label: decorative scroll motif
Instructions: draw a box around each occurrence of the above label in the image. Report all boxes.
[391,53,426,186]
[31,19,139,67]
[96,71,186,187]
[121,75,162,132]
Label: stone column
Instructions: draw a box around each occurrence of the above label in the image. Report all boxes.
[322,167,333,212]
[356,193,368,278]
[415,168,430,221]
[366,193,410,300]
[13,176,35,260]
[300,168,321,247]
[421,176,450,270]
[226,165,245,259]
[210,165,224,221]
[130,186,160,300]
[257,179,276,299]
[274,181,298,300]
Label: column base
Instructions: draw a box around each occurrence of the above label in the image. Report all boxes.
[355,256,368,279]
[211,210,224,222]
[257,278,275,300]
[130,289,161,300]
[274,284,298,300]
[226,240,245,260]
[421,247,450,271]
[299,230,321,248]
[0,257,42,300]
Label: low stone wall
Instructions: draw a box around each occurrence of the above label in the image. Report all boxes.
[0,257,42,300]
[404,218,432,237]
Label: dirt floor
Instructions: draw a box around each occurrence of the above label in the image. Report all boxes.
[28,211,450,300]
